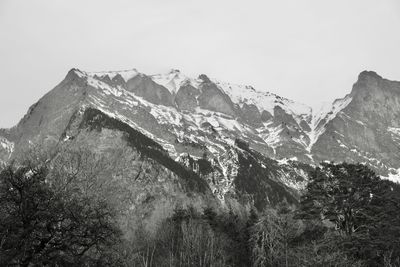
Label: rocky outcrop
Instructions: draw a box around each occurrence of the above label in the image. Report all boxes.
[175,84,200,111]
[126,74,175,107]
[197,75,237,117]
[59,107,216,232]
[111,73,127,88]
[5,69,90,159]
[261,110,273,122]
[240,103,262,127]
[312,71,400,176]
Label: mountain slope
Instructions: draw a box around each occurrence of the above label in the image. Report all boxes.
[0,68,311,210]
[312,71,400,178]
[1,67,399,209]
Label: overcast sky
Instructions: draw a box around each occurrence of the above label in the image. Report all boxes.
[0,0,399,127]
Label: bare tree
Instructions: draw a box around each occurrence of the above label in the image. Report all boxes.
[0,159,121,266]
[250,204,300,267]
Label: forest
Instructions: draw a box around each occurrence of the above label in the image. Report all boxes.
[0,149,399,267]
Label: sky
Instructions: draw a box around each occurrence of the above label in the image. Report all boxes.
[0,0,399,128]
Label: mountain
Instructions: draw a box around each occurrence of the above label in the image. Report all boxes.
[0,68,399,214]
[312,71,400,182]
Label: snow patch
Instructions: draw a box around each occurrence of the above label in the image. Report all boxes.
[257,122,283,154]
[213,80,311,124]
[388,127,400,136]
[382,168,400,184]
[85,69,139,82]
[0,137,14,157]
[150,69,201,94]
[307,95,352,152]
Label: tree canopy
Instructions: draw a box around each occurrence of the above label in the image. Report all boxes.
[0,162,121,266]
[298,162,400,266]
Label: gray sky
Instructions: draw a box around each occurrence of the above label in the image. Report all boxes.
[1,0,399,128]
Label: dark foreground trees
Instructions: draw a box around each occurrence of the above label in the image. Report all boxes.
[249,163,400,267]
[1,155,399,266]
[120,207,256,267]
[0,162,121,266]
[250,202,363,267]
[298,162,400,266]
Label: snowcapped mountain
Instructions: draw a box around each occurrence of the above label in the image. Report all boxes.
[74,68,316,163]
[0,68,399,208]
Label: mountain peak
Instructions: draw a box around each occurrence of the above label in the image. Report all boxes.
[85,69,139,82]
[4,66,400,187]
[198,74,211,83]
[62,68,88,87]
[350,70,383,96]
[168,69,180,74]
[67,68,84,78]
[358,70,382,80]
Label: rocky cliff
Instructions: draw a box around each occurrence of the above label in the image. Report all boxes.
[0,68,399,214]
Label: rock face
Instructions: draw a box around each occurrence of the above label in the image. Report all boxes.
[197,75,237,117]
[126,74,175,106]
[175,84,200,111]
[240,103,262,127]
[1,67,400,215]
[61,107,215,232]
[312,71,400,178]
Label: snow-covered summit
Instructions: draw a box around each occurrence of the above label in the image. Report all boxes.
[70,67,354,150]
[72,67,311,117]
[148,68,313,121]
[74,68,139,82]
[306,95,353,152]
[150,69,201,94]
[4,66,400,192]
[212,79,312,121]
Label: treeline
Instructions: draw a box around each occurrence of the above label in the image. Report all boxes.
[121,206,255,266]
[127,203,362,267]
[0,152,400,266]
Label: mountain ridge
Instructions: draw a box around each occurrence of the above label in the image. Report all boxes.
[1,67,400,200]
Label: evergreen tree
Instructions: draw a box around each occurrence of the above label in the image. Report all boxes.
[298,162,400,265]
[299,163,380,236]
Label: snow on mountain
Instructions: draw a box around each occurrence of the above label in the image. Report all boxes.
[212,80,312,123]
[7,66,400,205]
[0,137,14,156]
[150,69,201,94]
[58,68,329,196]
[70,68,357,159]
[5,65,400,211]
[307,94,352,152]
[381,168,400,184]
[75,68,316,119]
[388,127,400,143]
[257,122,282,154]
[78,68,314,122]
[76,68,139,82]
[73,67,400,182]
